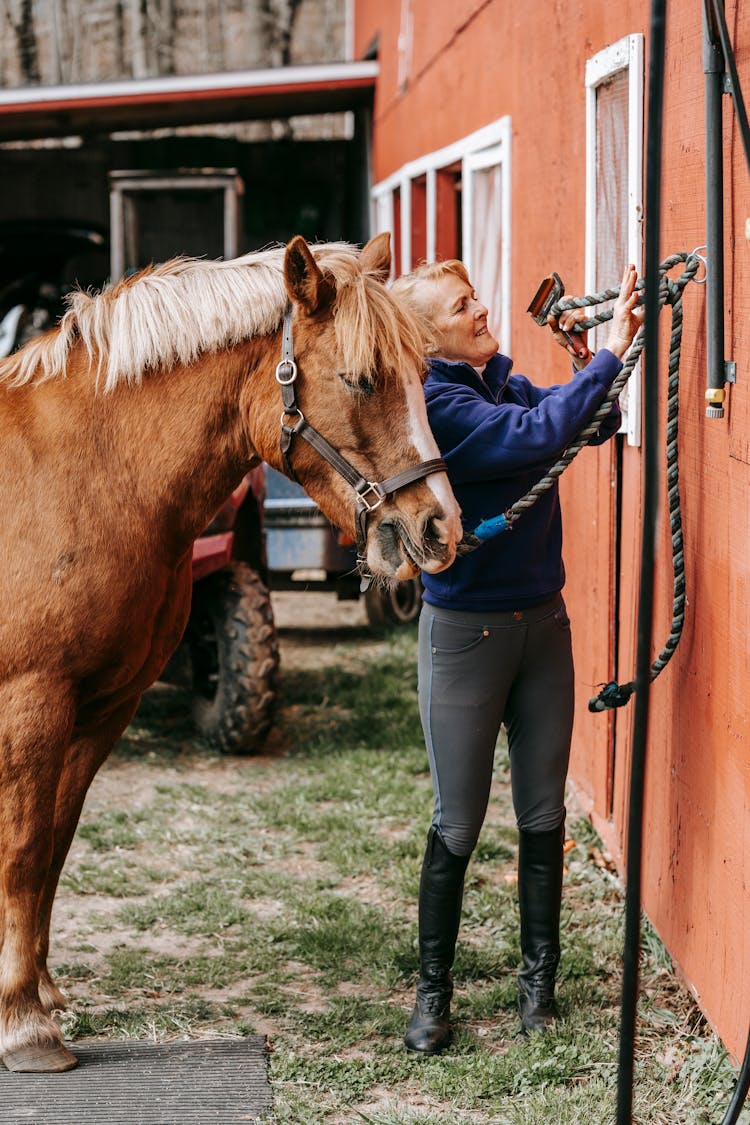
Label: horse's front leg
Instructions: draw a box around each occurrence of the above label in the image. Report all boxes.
[0,674,77,1073]
[35,697,141,1018]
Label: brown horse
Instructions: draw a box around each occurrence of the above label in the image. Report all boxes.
[0,233,461,1072]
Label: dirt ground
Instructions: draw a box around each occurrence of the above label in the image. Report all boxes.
[51,588,393,983]
[268,588,374,661]
[272,588,369,631]
[265,587,411,680]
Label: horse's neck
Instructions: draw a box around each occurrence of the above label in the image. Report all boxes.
[86,346,269,551]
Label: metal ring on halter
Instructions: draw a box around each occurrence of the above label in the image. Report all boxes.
[357,482,386,512]
[688,245,708,284]
[275,359,298,384]
[280,407,304,426]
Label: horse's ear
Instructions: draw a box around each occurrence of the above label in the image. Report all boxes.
[284,235,335,314]
[359,232,392,281]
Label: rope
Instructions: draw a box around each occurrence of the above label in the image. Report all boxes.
[457,252,702,711]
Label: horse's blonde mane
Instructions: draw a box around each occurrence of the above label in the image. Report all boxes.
[0,242,427,393]
[319,245,427,384]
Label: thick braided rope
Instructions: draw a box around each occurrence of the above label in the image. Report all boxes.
[509,252,698,530]
[459,252,701,709]
[587,268,692,710]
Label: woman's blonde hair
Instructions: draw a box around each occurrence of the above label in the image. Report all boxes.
[389,260,471,354]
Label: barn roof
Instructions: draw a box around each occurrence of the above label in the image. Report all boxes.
[0,61,378,142]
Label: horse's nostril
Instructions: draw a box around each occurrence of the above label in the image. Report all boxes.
[425,516,442,549]
[419,514,455,563]
[429,509,462,554]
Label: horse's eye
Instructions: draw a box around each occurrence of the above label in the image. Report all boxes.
[338,372,375,398]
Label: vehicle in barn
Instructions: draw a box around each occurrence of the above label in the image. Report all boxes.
[264,464,423,627]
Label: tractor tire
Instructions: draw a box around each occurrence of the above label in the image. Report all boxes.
[364,576,423,628]
[187,561,279,755]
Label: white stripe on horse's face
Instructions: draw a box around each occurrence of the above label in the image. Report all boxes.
[403,368,462,533]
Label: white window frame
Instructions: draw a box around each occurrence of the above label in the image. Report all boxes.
[397,0,415,91]
[371,117,512,355]
[585,34,644,446]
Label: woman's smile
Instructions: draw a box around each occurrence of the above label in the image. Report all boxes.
[429,274,499,366]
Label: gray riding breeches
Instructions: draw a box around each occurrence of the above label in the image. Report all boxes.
[417,596,575,857]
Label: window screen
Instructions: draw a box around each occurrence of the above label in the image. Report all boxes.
[594,70,629,352]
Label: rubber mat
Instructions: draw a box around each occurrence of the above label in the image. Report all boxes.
[0,1037,272,1124]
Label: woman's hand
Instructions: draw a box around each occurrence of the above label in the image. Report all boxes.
[547,307,592,369]
[604,264,644,359]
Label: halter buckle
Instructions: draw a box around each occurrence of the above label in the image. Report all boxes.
[281,407,304,428]
[275,359,298,385]
[357,481,386,512]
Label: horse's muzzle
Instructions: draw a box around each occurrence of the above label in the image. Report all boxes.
[369,514,457,579]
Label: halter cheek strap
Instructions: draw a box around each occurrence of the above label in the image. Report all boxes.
[275,306,447,568]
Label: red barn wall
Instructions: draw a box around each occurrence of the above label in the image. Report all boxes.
[355,0,750,1059]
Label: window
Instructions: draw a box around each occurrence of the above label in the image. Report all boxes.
[371,118,512,354]
[463,145,506,357]
[585,35,644,445]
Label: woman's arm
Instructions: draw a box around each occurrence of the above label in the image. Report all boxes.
[427,348,624,482]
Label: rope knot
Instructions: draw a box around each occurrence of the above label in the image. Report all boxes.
[588,681,636,713]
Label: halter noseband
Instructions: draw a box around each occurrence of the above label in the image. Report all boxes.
[275,306,447,575]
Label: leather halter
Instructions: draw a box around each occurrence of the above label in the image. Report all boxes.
[275,306,447,573]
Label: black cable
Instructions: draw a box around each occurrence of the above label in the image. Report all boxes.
[720,1024,750,1125]
[615,0,666,1120]
[705,0,750,176]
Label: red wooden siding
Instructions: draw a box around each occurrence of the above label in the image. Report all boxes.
[355,0,750,1060]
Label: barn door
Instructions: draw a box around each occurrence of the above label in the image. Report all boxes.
[108,168,244,280]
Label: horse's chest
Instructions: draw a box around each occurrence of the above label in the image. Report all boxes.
[74,563,192,699]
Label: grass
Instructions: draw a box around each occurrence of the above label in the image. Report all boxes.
[53,620,749,1125]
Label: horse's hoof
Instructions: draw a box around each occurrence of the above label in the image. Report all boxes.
[2,1042,78,1072]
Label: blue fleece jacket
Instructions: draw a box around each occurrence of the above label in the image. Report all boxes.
[422,349,623,611]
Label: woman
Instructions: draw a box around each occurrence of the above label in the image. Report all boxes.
[390,260,643,1054]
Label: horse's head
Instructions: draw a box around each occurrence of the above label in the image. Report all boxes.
[252,234,461,581]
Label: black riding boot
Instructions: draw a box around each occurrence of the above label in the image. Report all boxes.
[404,827,471,1055]
[517,821,565,1034]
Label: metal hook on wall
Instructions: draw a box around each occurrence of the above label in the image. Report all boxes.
[688,244,708,284]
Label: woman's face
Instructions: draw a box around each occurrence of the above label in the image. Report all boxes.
[428,273,499,367]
